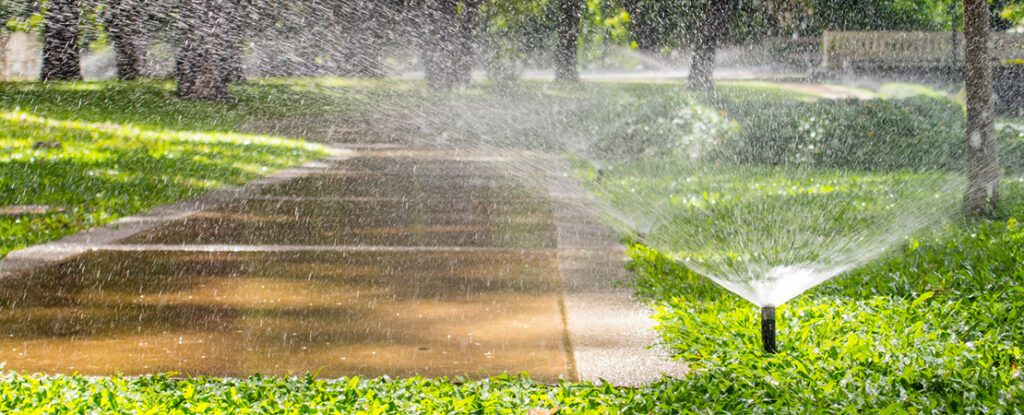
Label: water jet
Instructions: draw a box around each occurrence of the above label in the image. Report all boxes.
[760,306,776,353]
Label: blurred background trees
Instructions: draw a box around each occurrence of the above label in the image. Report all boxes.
[104,0,144,80]
[0,0,1021,95]
[40,0,82,80]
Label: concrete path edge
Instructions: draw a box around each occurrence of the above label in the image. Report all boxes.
[0,148,354,279]
[547,158,688,386]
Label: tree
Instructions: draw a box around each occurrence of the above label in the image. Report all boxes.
[176,0,239,101]
[41,0,83,81]
[962,0,999,217]
[553,0,581,81]
[0,0,35,26]
[420,0,457,90]
[454,0,482,85]
[802,0,946,33]
[686,0,738,91]
[420,0,480,91]
[105,0,145,80]
[620,0,672,53]
[221,0,243,82]
[330,1,391,77]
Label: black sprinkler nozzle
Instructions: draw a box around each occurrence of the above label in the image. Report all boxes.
[761,306,777,353]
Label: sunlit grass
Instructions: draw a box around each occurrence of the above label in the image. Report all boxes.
[0,81,330,257]
[0,78,1021,412]
[875,82,954,100]
[585,159,959,271]
[594,85,1024,412]
[716,80,831,102]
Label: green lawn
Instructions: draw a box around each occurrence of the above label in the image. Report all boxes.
[0,80,332,257]
[584,85,1024,413]
[1,79,1022,413]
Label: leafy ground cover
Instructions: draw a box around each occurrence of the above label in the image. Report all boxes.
[0,372,752,415]
[0,80,329,257]
[1,80,1022,413]
[605,86,1024,413]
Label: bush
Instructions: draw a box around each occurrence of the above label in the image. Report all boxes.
[1000,124,1024,173]
[575,86,734,163]
[573,86,1024,177]
[708,95,967,171]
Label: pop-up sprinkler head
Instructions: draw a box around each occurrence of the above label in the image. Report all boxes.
[761,306,777,353]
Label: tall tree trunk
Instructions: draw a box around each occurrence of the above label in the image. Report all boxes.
[688,44,716,91]
[106,0,145,80]
[687,0,737,91]
[963,0,1000,217]
[41,0,83,81]
[332,1,386,77]
[222,1,244,82]
[453,0,480,85]
[177,0,238,101]
[421,0,477,91]
[420,0,456,91]
[554,0,582,82]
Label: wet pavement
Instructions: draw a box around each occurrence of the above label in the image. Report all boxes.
[0,149,576,381]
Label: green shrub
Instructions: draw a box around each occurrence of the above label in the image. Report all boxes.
[709,95,967,171]
[573,86,735,163]
[571,86,1024,178]
[1000,124,1024,173]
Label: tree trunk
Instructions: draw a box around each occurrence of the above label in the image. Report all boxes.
[421,0,477,91]
[687,0,737,91]
[177,0,238,101]
[41,0,83,81]
[963,0,1000,217]
[688,44,716,91]
[331,1,386,78]
[554,0,582,82]
[106,0,145,80]
[222,0,245,82]
[421,0,456,91]
[453,0,481,85]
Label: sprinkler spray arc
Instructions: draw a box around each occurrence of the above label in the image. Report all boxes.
[761,306,777,353]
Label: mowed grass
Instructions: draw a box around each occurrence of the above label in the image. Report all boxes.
[0,80,334,257]
[581,86,1024,412]
[579,159,958,267]
[599,161,1024,411]
[620,194,1024,413]
[0,79,1022,413]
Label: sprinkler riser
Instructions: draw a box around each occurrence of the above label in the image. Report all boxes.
[761,306,777,353]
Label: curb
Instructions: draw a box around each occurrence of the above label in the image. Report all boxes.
[547,158,688,386]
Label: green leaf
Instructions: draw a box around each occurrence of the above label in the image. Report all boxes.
[911,291,935,308]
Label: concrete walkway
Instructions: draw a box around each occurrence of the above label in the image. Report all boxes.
[0,145,683,384]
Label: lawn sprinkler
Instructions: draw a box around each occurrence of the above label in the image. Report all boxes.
[761,306,777,353]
